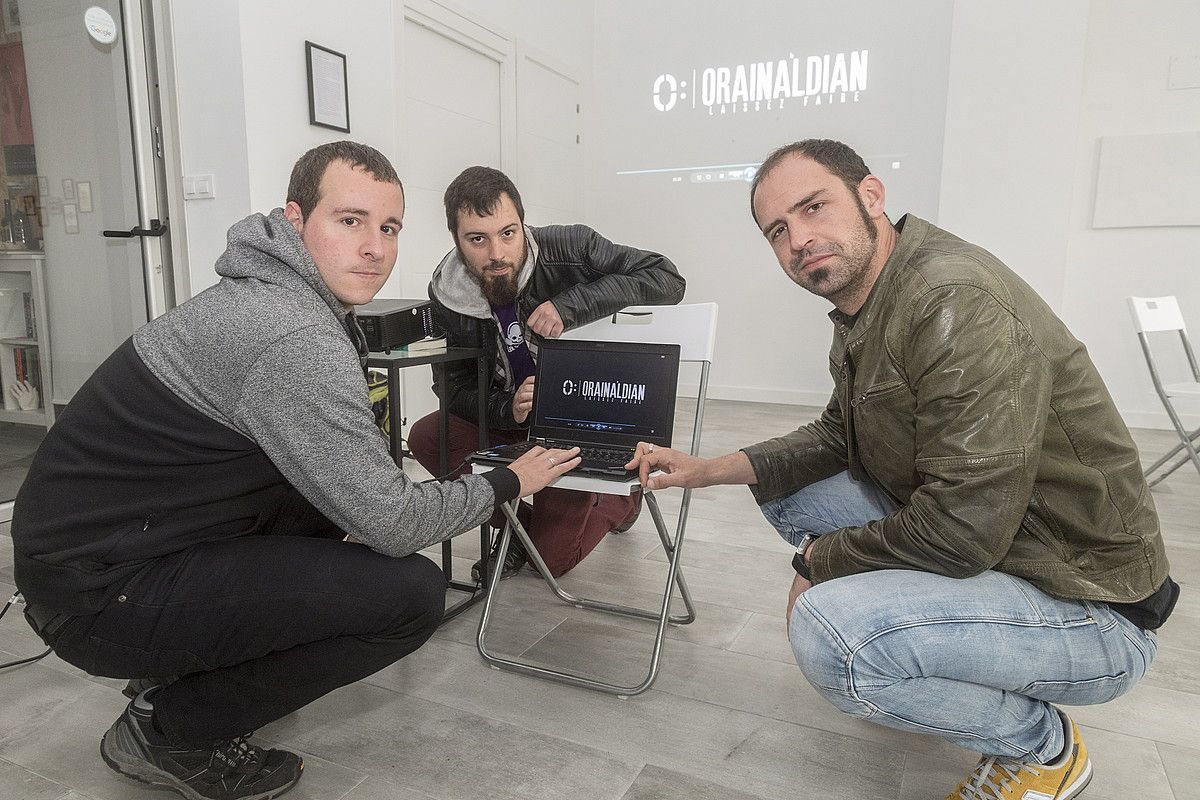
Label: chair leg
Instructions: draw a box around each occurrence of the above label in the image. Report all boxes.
[1144,424,1200,486]
[1147,396,1200,487]
[476,490,694,696]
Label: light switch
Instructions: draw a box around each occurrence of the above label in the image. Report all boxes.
[183,174,217,200]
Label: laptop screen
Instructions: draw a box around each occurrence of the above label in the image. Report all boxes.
[531,339,680,449]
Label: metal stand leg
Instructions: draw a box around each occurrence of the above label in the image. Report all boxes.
[476,490,694,696]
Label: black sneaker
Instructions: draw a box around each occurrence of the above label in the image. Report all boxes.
[472,534,528,583]
[100,698,303,800]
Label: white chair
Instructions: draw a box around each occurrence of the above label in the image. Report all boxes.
[1128,296,1200,486]
[475,302,718,696]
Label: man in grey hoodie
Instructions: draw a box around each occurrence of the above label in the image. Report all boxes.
[11,142,579,800]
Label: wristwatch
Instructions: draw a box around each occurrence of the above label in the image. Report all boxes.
[792,533,816,581]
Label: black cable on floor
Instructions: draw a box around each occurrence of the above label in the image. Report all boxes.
[0,593,51,671]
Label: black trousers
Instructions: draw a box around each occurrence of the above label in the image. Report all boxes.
[37,495,446,746]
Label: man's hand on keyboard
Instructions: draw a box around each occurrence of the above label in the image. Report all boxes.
[508,444,581,496]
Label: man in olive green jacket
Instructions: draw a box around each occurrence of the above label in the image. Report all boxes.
[629,139,1178,800]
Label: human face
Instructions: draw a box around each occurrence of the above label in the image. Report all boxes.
[454,192,526,306]
[283,160,405,309]
[752,154,887,313]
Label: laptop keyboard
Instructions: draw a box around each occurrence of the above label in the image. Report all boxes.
[512,440,636,469]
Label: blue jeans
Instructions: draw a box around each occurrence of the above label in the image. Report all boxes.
[761,472,1158,762]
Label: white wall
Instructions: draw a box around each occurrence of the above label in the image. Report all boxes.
[170,0,593,297]
[1059,0,1200,428]
[586,0,955,406]
[939,1,1200,431]
[165,0,1200,429]
[937,2,1090,313]
[169,0,252,297]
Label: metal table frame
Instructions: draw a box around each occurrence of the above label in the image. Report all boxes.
[365,346,491,621]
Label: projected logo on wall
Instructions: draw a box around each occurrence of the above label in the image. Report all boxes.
[652,50,869,117]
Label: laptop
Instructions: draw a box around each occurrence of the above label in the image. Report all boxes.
[470,338,681,480]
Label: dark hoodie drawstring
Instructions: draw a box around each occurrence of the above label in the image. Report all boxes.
[346,312,370,377]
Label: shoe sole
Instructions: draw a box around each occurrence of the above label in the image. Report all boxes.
[1060,757,1092,799]
[100,727,302,800]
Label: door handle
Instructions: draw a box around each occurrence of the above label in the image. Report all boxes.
[102,218,168,238]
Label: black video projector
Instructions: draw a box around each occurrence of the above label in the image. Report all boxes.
[355,299,435,352]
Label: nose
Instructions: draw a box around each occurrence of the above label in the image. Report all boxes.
[361,227,384,261]
[487,238,505,263]
[787,219,814,254]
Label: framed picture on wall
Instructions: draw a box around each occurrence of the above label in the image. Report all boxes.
[305,41,350,133]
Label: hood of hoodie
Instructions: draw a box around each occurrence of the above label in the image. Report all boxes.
[429,225,541,319]
[216,208,348,321]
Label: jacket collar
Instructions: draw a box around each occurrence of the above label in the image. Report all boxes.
[828,214,928,343]
[429,225,541,319]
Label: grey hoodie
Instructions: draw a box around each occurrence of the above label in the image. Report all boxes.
[132,209,507,557]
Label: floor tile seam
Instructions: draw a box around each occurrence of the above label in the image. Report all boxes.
[1153,739,1187,800]
[399,676,758,772]
[647,683,949,765]
[398,680,651,782]
[320,672,651,782]
[332,772,371,800]
[724,611,757,654]
[0,751,71,794]
[1075,714,1198,752]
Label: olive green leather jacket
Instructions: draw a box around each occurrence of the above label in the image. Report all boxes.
[743,215,1168,603]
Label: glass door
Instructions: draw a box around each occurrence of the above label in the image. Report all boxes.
[0,0,172,509]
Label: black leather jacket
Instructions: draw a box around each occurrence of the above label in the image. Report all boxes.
[428,224,685,430]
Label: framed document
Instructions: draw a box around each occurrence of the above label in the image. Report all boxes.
[305,41,350,133]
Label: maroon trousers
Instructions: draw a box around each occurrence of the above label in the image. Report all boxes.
[409,412,637,577]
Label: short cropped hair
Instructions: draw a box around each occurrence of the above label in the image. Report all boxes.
[443,166,525,236]
[287,141,402,219]
[749,139,872,227]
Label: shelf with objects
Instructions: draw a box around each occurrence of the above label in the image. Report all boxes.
[0,251,53,428]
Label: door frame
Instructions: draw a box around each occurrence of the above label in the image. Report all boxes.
[0,0,181,525]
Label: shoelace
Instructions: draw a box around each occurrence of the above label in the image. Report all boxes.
[211,735,267,776]
[954,758,1041,800]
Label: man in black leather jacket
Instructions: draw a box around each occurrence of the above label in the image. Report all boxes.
[409,166,685,581]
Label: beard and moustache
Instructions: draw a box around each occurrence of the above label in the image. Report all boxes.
[464,247,525,306]
[473,260,519,305]
[785,192,879,302]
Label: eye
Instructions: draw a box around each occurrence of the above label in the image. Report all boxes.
[468,235,485,245]
[769,224,786,241]
[502,229,515,238]
[340,217,360,227]
[806,202,825,214]
[381,224,399,236]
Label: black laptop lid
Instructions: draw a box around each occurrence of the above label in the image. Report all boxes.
[530,338,680,450]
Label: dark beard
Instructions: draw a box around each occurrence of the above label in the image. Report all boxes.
[480,271,519,306]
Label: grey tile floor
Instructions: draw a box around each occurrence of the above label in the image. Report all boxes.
[0,399,1196,799]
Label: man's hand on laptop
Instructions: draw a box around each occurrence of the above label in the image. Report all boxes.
[512,377,536,423]
[627,443,704,490]
[527,300,564,338]
[627,444,757,491]
[508,444,581,495]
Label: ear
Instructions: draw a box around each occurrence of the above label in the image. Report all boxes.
[282,201,305,234]
[858,175,887,219]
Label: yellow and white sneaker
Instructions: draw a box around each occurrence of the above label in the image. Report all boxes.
[946,712,1092,800]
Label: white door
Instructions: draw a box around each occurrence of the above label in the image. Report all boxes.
[516,45,583,225]
[0,0,175,511]
[391,2,513,438]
